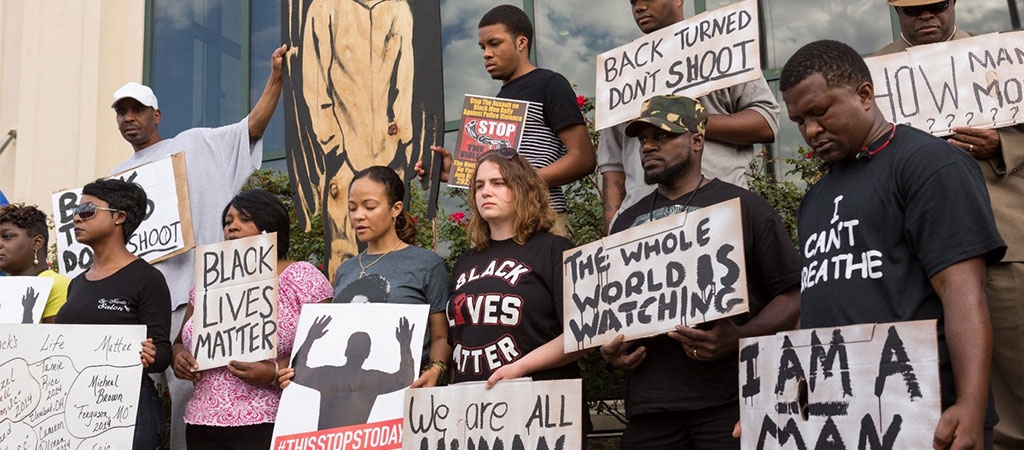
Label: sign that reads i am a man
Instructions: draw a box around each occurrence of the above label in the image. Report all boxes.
[594,0,762,130]
[563,198,748,352]
[191,233,278,370]
[738,320,941,450]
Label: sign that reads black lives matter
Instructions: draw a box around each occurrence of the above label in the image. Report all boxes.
[738,320,941,450]
[594,0,761,130]
[403,379,582,450]
[191,233,278,370]
[866,31,1024,136]
[563,198,748,352]
[51,153,194,278]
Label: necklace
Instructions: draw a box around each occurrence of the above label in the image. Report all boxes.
[649,175,705,226]
[358,241,403,278]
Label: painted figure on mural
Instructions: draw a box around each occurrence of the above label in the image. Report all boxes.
[282,0,444,278]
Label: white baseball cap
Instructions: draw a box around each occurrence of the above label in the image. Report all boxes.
[111,82,159,109]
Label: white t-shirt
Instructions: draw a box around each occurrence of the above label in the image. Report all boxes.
[111,118,262,309]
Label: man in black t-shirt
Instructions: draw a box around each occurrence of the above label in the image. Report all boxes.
[601,95,800,450]
[781,40,1006,450]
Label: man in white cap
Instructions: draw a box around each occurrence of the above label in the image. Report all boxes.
[877,3,1024,448]
[109,44,288,450]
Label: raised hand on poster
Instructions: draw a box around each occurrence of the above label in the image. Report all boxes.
[667,319,740,362]
[395,316,414,348]
[600,334,647,370]
[21,286,38,324]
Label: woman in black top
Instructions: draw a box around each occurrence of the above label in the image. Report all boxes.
[55,179,171,450]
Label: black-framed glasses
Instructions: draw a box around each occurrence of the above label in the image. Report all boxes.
[898,0,951,17]
[477,147,518,162]
[73,202,122,221]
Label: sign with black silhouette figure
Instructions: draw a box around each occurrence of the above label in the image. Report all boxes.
[281,0,445,281]
[51,153,194,278]
[0,276,54,324]
[737,320,940,450]
[447,95,529,189]
[403,378,583,450]
[563,197,748,352]
[191,233,279,370]
[0,324,146,450]
[272,303,428,450]
[865,31,1024,136]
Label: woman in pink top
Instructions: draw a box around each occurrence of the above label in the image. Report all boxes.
[171,190,333,449]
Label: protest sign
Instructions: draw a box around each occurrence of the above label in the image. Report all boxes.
[272,303,428,450]
[448,95,530,189]
[403,378,582,450]
[866,30,1024,136]
[191,233,278,370]
[738,320,940,450]
[594,0,761,130]
[0,276,54,323]
[563,198,748,352]
[51,153,194,278]
[0,323,146,450]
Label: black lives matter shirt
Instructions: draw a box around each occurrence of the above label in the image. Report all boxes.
[497,68,586,212]
[57,258,173,374]
[447,232,580,383]
[799,125,1005,425]
[611,179,801,416]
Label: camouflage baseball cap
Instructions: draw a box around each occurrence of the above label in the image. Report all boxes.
[624,95,708,137]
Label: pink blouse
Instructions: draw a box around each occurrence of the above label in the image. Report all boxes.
[182,261,332,426]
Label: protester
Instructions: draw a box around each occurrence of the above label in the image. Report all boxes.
[55,179,171,450]
[0,204,69,322]
[171,189,332,450]
[876,2,1024,446]
[782,39,1005,450]
[109,45,287,450]
[599,95,799,450]
[597,0,779,232]
[329,166,450,387]
[414,5,595,239]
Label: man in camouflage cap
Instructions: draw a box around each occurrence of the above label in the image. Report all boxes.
[601,94,801,450]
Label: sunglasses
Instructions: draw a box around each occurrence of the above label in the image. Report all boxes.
[898,0,950,17]
[477,147,519,162]
[73,202,122,221]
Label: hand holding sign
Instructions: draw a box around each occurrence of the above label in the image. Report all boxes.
[140,338,157,368]
[667,319,740,361]
[172,345,201,381]
[948,126,1002,159]
[600,334,647,370]
[226,360,276,386]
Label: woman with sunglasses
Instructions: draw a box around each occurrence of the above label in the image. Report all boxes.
[171,190,333,450]
[55,178,172,450]
[0,204,69,322]
[447,150,586,389]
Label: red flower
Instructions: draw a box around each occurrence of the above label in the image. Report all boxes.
[576,95,587,108]
[449,211,465,225]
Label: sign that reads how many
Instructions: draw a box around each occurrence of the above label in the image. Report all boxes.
[191,233,278,370]
[594,0,761,129]
[563,198,748,352]
[448,94,529,189]
[51,153,194,278]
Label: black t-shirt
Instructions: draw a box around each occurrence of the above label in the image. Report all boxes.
[57,258,173,374]
[497,68,586,212]
[447,232,581,383]
[798,125,1005,425]
[611,179,801,416]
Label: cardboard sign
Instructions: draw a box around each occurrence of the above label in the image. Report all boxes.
[191,233,278,370]
[866,31,1024,136]
[0,324,146,450]
[272,303,428,450]
[448,95,530,189]
[403,378,583,450]
[738,320,941,449]
[51,153,195,278]
[563,198,748,352]
[594,0,762,130]
[0,277,54,324]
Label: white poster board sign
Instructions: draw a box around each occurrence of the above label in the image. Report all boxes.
[0,324,146,450]
[865,31,1024,136]
[563,198,748,352]
[0,277,53,323]
[191,233,278,370]
[403,378,583,450]
[272,303,428,450]
[51,153,194,278]
[738,320,940,449]
[594,0,762,129]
